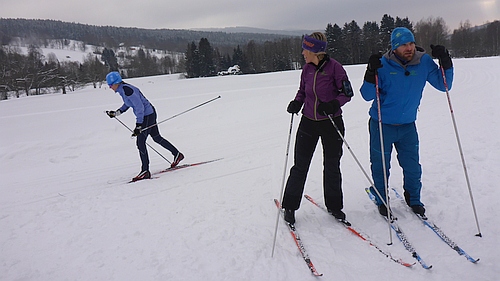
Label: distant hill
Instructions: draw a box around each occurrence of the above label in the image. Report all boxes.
[0,18,299,53]
[192,26,314,37]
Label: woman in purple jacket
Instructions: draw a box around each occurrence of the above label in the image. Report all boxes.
[282,32,353,225]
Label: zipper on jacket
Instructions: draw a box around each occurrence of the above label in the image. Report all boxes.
[313,69,319,120]
[312,59,327,120]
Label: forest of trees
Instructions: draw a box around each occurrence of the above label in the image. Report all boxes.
[0,16,498,100]
[0,44,187,100]
[0,18,292,52]
[184,37,304,78]
[180,15,500,78]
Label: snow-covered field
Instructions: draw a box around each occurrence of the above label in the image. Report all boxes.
[12,38,180,64]
[1,57,498,281]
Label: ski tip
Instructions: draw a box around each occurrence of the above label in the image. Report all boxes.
[402,261,416,267]
[274,199,281,208]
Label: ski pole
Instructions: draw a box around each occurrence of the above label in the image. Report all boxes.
[375,73,393,245]
[317,100,392,214]
[439,66,482,237]
[324,109,394,244]
[271,113,295,257]
[140,95,221,132]
[325,114,374,188]
[109,113,171,165]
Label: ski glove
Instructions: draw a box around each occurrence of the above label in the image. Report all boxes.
[287,100,303,114]
[106,110,121,118]
[430,44,453,70]
[317,99,340,116]
[364,53,383,84]
[132,123,142,136]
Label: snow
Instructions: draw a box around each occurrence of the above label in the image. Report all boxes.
[14,39,96,63]
[13,39,179,65]
[1,57,499,281]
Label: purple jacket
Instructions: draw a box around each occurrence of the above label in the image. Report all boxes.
[294,57,351,121]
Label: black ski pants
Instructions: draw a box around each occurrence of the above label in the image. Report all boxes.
[282,115,345,212]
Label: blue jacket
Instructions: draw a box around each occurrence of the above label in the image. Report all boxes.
[360,49,453,124]
[115,83,154,124]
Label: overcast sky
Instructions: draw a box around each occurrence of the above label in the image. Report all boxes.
[1,0,498,32]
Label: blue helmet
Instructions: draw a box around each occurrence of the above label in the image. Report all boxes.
[106,71,122,85]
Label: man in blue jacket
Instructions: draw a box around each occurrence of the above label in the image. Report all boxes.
[360,27,453,217]
[105,72,184,182]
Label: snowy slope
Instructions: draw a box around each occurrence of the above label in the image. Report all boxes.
[1,57,499,281]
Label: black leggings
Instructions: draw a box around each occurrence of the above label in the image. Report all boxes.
[282,116,345,211]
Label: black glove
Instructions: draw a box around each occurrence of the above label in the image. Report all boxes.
[106,110,121,118]
[368,53,383,72]
[287,100,303,114]
[132,123,142,136]
[317,99,340,116]
[430,44,453,70]
[364,53,383,84]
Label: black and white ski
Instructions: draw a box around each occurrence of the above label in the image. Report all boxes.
[274,199,322,276]
[391,188,479,263]
[365,188,432,269]
[304,194,414,268]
